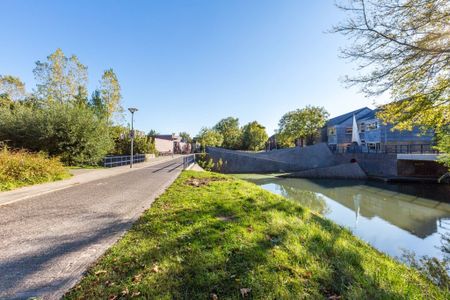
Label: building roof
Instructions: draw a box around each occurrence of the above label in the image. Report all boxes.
[326,107,373,126]
[155,134,181,141]
[357,108,381,121]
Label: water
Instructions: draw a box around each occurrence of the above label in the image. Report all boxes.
[235,174,450,260]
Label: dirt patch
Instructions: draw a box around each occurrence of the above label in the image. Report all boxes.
[216,215,236,222]
[185,177,225,187]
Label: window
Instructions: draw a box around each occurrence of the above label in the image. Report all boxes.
[328,127,336,136]
[359,122,365,133]
[367,122,379,130]
[345,127,352,134]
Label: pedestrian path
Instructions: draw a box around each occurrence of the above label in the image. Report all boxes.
[0,155,182,206]
[0,157,185,299]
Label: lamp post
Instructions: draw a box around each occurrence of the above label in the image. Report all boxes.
[128,107,138,168]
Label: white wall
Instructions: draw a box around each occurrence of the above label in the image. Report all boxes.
[155,138,173,153]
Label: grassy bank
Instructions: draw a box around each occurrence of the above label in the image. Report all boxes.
[65,171,448,299]
[0,148,70,191]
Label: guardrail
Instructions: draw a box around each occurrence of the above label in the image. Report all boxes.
[182,154,196,169]
[103,154,146,168]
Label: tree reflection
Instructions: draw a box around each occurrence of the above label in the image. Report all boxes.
[276,184,330,215]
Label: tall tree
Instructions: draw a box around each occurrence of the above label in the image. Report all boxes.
[33,48,88,103]
[99,68,123,122]
[277,106,329,147]
[333,0,449,164]
[196,127,223,150]
[213,117,242,149]
[90,89,106,117]
[179,132,192,143]
[0,75,26,102]
[241,121,268,151]
[74,86,89,107]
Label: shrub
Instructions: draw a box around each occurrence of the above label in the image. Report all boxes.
[0,102,114,166]
[196,153,225,171]
[0,147,70,191]
[110,126,156,155]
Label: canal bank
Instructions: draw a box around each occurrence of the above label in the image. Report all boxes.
[235,174,450,261]
[64,171,449,299]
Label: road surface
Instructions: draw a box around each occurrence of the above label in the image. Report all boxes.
[0,157,185,299]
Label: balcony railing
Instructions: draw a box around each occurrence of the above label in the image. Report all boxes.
[329,144,438,154]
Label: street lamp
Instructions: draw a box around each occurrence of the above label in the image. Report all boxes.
[128,107,138,168]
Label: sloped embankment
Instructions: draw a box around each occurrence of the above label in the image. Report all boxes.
[65,171,447,299]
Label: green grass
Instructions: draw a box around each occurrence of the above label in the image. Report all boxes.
[65,171,449,299]
[0,147,71,191]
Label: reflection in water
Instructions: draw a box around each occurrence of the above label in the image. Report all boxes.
[237,174,450,260]
[353,194,361,227]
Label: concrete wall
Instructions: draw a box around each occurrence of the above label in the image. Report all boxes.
[206,143,444,180]
[206,143,336,173]
[397,160,447,178]
[286,162,367,179]
[334,153,398,177]
[205,150,296,173]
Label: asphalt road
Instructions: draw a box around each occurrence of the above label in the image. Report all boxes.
[0,157,185,299]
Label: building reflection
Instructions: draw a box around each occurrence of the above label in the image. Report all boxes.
[249,177,450,239]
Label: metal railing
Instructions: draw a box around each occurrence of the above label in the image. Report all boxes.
[329,144,438,154]
[103,154,146,168]
[182,154,195,169]
[384,144,438,154]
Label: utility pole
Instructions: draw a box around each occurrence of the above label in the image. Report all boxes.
[128,107,138,168]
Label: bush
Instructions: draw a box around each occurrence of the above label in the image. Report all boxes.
[0,147,70,191]
[196,153,225,171]
[110,126,156,155]
[0,102,114,166]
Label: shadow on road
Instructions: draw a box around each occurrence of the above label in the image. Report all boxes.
[0,215,134,299]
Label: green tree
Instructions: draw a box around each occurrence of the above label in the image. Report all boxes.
[179,132,192,143]
[333,0,449,165]
[100,68,123,123]
[111,126,155,155]
[74,86,89,107]
[241,121,268,151]
[277,106,329,147]
[0,75,26,102]
[213,117,242,149]
[33,48,88,103]
[90,89,106,118]
[0,102,113,166]
[436,129,450,168]
[196,127,223,150]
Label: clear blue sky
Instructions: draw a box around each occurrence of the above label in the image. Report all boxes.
[0,0,380,136]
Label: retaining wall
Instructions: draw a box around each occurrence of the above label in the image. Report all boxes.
[285,162,368,179]
[206,143,336,173]
[333,153,398,177]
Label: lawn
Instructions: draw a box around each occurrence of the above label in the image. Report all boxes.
[65,171,448,299]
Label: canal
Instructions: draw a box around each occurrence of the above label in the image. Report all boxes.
[236,174,450,260]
